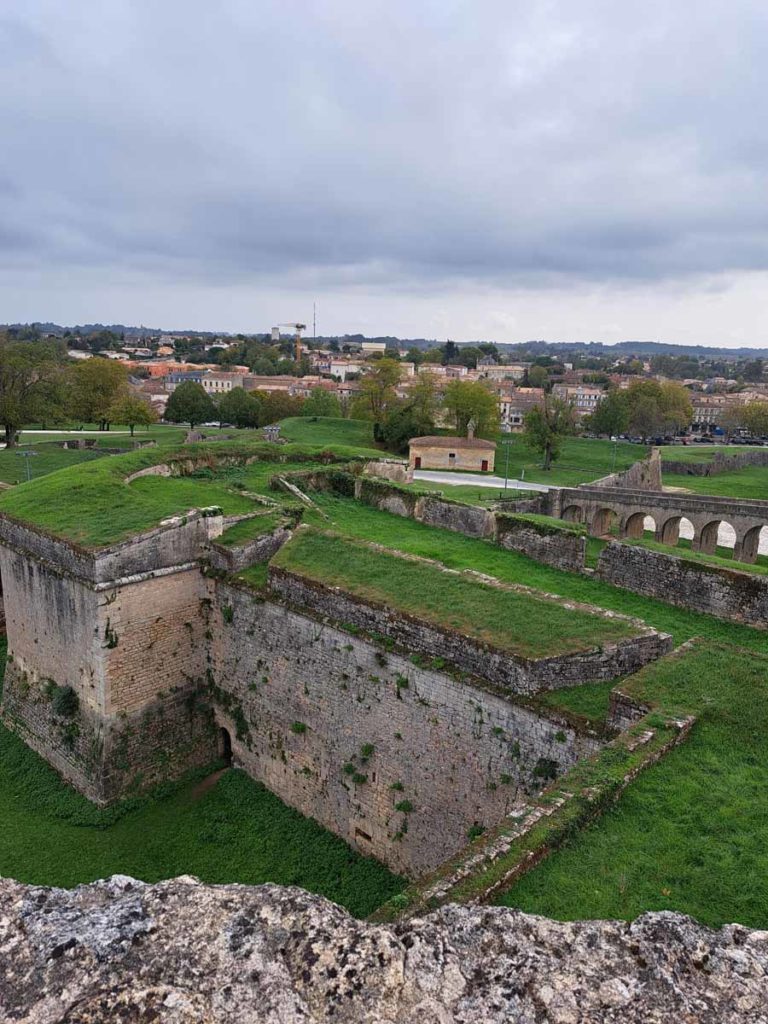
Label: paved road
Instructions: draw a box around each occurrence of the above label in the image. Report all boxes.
[413,470,550,492]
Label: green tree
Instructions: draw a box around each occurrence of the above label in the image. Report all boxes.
[108,393,159,436]
[216,387,262,428]
[743,359,764,382]
[442,379,500,438]
[740,400,768,437]
[67,358,130,430]
[164,381,216,428]
[301,388,342,418]
[0,336,67,446]
[624,379,692,440]
[380,402,434,454]
[256,390,305,425]
[587,388,629,436]
[352,359,401,424]
[527,365,549,389]
[523,395,576,470]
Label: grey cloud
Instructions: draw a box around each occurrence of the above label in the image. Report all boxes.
[2,0,768,322]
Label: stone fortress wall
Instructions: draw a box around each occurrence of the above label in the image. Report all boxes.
[0,461,669,877]
[3,443,767,880]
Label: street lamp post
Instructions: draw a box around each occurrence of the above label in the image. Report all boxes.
[15,450,39,483]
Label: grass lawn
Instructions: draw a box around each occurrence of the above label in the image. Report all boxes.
[305,494,768,654]
[498,643,768,928]
[273,528,641,659]
[625,535,768,576]
[0,445,108,485]
[533,679,617,724]
[0,440,366,546]
[491,435,643,487]
[217,512,286,546]
[663,465,768,501]
[406,482,543,507]
[660,445,744,462]
[278,416,379,451]
[0,640,402,916]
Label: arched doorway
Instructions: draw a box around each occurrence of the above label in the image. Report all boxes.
[219,727,233,767]
[623,512,655,540]
[562,505,583,524]
[697,520,735,557]
[591,507,618,538]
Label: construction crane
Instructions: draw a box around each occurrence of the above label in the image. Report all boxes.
[271,322,306,363]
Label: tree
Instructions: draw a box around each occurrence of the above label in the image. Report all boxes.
[740,400,768,437]
[352,359,401,423]
[216,387,262,428]
[256,390,305,425]
[526,365,549,389]
[379,402,435,454]
[442,340,459,364]
[743,359,764,382]
[587,388,629,437]
[164,381,216,428]
[623,379,692,440]
[523,395,576,470]
[301,388,342,418]
[108,394,158,436]
[408,372,439,423]
[442,380,500,438]
[67,358,130,430]
[0,336,67,446]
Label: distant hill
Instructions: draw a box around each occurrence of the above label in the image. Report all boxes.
[4,323,768,358]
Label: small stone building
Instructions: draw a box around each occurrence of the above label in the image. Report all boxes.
[408,435,496,472]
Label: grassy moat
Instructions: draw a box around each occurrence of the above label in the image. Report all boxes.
[0,641,404,918]
[2,419,768,928]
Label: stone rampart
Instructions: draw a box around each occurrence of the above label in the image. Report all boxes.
[1,665,216,803]
[208,525,294,573]
[596,541,768,626]
[267,565,672,695]
[418,496,495,538]
[591,447,662,490]
[0,510,221,583]
[495,514,586,571]
[210,582,604,876]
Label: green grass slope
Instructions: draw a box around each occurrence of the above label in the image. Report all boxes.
[273,528,640,658]
[498,643,768,928]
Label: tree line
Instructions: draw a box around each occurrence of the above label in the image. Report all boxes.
[0,336,158,445]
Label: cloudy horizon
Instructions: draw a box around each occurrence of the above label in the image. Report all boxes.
[3,1,768,346]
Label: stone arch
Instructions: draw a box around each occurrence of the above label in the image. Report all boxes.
[735,524,766,564]
[622,512,647,539]
[696,519,735,556]
[659,515,694,548]
[591,507,619,537]
[562,504,583,524]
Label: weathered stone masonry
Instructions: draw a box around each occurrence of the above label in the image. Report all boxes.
[209,583,604,876]
[0,503,670,877]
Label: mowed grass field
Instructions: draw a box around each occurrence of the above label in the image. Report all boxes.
[273,527,640,658]
[304,494,768,653]
[0,641,402,916]
[499,644,768,928]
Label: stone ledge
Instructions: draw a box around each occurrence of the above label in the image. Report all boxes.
[1,875,766,1023]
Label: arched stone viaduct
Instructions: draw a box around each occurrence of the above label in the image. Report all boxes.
[549,486,768,564]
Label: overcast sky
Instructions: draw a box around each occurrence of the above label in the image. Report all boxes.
[2,1,768,345]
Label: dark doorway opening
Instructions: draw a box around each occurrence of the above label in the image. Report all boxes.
[219,727,232,766]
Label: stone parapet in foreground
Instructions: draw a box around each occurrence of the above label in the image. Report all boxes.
[1,875,766,1022]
